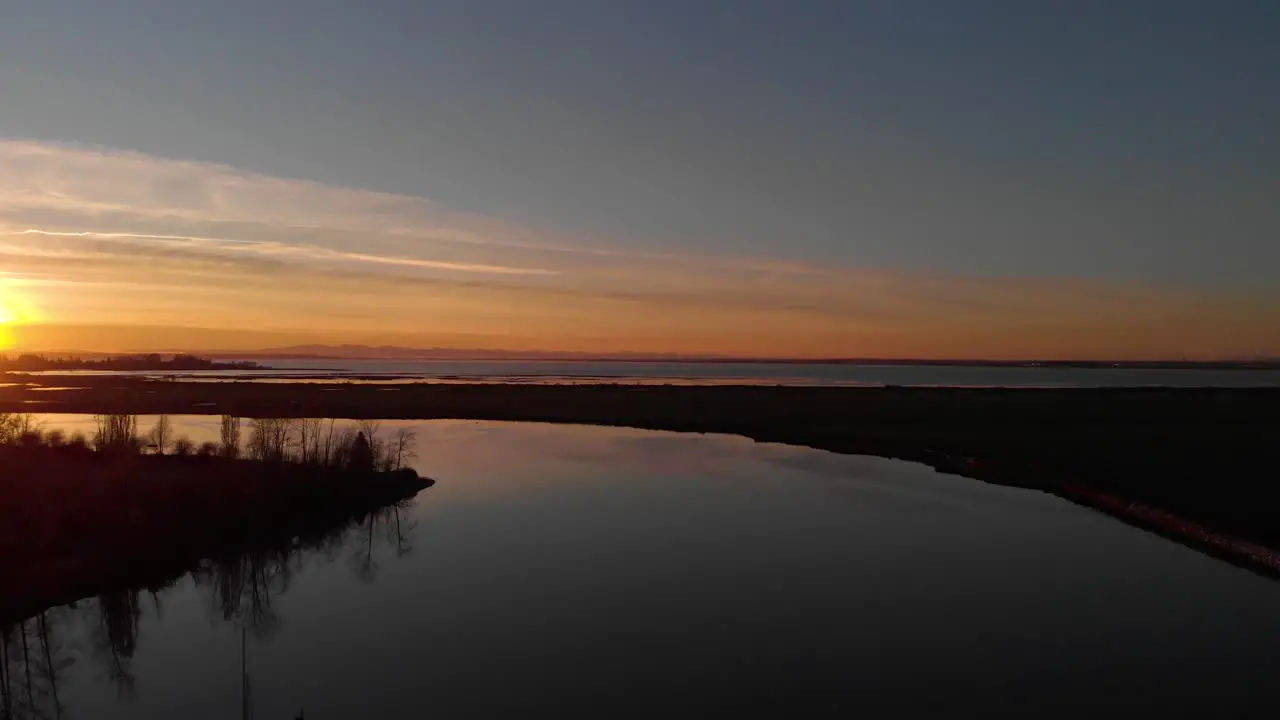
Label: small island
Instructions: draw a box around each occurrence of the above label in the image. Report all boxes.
[0,353,264,372]
[0,413,432,626]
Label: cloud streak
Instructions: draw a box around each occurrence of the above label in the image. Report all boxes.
[16,228,558,276]
[2,139,1278,359]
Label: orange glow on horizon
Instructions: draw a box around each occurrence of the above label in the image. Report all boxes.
[0,284,36,351]
[1,140,1277,362]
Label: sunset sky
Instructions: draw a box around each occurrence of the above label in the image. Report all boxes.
[1,1,1277,359]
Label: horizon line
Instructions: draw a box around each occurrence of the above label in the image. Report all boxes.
[3,347,1277,367]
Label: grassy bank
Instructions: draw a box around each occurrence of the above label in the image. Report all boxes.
[0,443,431,626]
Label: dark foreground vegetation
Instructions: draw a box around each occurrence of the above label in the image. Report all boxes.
[3,377,1278,575]
[0,353,262,372]
[2,497,417,718]
[0,414,432,630]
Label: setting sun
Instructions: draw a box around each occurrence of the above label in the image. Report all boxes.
[0,284,32,350]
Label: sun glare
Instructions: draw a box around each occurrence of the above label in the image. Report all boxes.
[0,285,29,350]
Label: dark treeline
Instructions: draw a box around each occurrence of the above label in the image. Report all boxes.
[0,353,262,372]
[0,413,431,631]
[0,413,418,472]
[1,499,415,717]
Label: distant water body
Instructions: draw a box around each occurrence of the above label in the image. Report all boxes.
[25,358,1280,388]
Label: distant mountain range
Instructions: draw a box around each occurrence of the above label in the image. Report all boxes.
[11,344,1279,369]
[204,345,721,362]
[175,345,1280,369]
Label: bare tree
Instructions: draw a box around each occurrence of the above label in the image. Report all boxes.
[0,413,38,445]
[248,418,294,462]
[329,427,357,468]
[219,415,242,458]
[148,415,173,455]
[294,419,324,465]
[93,414,138,453]
[388,428,418,471]
[172,437,195,456]
[358,421,384,469]
[321,419,338,467]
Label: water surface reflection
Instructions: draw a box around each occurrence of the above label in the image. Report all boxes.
[1,502,415,719]
[7,419,1280,717]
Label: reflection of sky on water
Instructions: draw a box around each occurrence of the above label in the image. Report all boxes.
[10,418,1280,717]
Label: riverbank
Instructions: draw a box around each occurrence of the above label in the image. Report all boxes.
[3,377,1279,573]
[0,445,432,625]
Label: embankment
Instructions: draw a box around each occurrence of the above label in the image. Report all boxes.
[0,445,432,625]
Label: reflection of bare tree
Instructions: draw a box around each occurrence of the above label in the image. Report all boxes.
[34,614,64,720]
[2,611,72,719]
[189,500,428,697]
[20,622,32,713]
[3,496,423,719]
[92,591,140,698]
[149,591,164,623]
[1,633,7,720]
[2,624,15,720]
[195,549,290,641]
[348,500,419,580]
[351,513,381,584]
[385,501,417,559]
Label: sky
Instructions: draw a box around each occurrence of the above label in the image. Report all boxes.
[1,0,1277,359]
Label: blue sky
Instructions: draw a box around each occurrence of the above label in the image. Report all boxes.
[1,1,1277,357]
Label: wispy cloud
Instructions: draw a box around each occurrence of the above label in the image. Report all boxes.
[16,228,557,276]
[2,139,1277,358]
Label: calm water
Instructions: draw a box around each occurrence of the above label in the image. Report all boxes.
[22,358,1280,387]
[9,418,1280,717]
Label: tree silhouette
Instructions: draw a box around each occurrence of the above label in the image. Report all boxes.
[93,414,138,453]
[220,416,242,459]
[149,416,173,455]
[388,428,418,471]
[348,432,375,472]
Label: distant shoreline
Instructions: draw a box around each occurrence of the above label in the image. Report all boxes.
[205,354,1280,370]
[20,349,1278,370]
[2,378,1278,580]
[0,353,264,373]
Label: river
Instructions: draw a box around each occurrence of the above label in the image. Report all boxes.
[6,418,1280,717]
